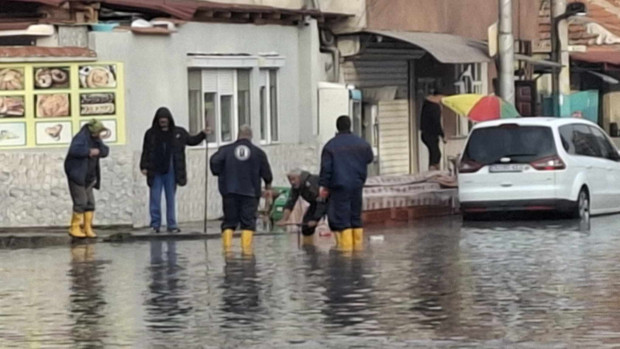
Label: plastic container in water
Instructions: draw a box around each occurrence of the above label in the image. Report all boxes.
[270,187,291,223]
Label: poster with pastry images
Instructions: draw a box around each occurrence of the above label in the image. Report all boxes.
[0,96,25,118]
[80,119,117,143]
[36,94,70,118]
[0,61,124,149]
[79,65,117,89]
[0,68,24,91]
[35,121,72,145]
[34,67,70,90]
[0,122,26,146]
[80,93,115,116]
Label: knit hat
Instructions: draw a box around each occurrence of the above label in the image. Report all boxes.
[87,119,106,134]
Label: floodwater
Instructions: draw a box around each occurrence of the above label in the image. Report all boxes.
[2,216,620,348]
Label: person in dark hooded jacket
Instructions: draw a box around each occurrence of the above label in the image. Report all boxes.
[140,107,210,233]
[65,119,110,239]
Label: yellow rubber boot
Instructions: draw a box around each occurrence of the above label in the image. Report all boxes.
[84,211,97,238]
[69,213,86,238]
[222,229,233,251]
[241,230,254,255]
[341,229,353,252]
[353,228,364,250]
[302,235,314,246]
[333,231,341,248]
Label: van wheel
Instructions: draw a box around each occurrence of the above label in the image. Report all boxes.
[571,189,589,220]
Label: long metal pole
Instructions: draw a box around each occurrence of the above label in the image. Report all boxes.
[499,0,515,104]
[552,0,569,117]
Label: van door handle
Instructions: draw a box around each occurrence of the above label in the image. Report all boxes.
[607,167,613,171]
[586,165,593,169]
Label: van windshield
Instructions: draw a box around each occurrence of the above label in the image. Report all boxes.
[463,125,557,165]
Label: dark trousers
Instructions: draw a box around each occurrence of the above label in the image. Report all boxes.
[302,203,319,236]
[222,194,259,231]
[68,180,96,213]
[421,133,441,167]
[327,187,363,232]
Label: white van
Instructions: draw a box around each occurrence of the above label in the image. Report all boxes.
[458,118,620,219]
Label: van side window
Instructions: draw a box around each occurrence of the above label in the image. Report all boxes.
[572,124,602,158]
[559,125,575,154]
[590,126,620,161]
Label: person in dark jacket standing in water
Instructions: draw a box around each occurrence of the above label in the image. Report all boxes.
[210,125,273,254]
[276,169,327,245]
[320,116,373,252]
[420,91,446,171]
[140,107,209,233]
[65,119,110,238]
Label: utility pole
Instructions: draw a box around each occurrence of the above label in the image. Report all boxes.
[498,0,515,104]
[551,0,570,117]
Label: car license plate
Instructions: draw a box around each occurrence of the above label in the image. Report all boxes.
[489,164,527,173]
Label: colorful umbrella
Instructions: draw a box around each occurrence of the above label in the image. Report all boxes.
[441,94,520,122]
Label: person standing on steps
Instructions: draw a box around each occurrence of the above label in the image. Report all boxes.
[65,119,110,239]
[140,107,210,234]
[420,90,447,171]
[319,116,374,252]
[210,125,273,254]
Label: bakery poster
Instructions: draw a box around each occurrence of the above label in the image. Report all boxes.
[79,65,117,89]
[35,121,72,145]
[0,122,26,146]
[81,93,115,116]
[36,94,70,118]
[34,67,70,90]
[0,62,124,149]
[0,96,25,118]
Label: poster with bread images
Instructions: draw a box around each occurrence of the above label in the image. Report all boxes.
[34,67,70,89]
[80,93,115,116]
[36,94,70,118]
[79,65,117,89]
[0,96,25,118]
[0,68,24,91]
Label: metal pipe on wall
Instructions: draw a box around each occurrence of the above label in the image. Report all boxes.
[498,0,515,104]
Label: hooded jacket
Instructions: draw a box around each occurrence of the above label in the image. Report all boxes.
[140,107,206,187]
[64,124,109,189]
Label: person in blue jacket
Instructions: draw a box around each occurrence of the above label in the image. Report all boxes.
[210,125,273,253]
[319,116,374,251]
[64,119,110,238]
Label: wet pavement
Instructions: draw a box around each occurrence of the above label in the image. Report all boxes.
[2,216,620,347]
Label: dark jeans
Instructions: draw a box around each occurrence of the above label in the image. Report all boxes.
[222,194,259,231]
[327,187,363,232]
[302,202,319,236]
[149,170,177,229]
[421,133,441,167]
[68,180,96,213]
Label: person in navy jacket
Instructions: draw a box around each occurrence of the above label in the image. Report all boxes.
[64,119,110,239]
[319,116,373,251]
[210,125,273,253]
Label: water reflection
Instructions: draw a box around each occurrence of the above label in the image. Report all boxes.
[323,250,376,333]
[146,241,192,334]
[68,242,107,347]
[220,253,262,330]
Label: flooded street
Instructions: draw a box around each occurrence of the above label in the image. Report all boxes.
[3,216,620,348]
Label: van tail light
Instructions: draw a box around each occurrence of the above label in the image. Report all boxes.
[459,160,483,173]
[531,155,566,171]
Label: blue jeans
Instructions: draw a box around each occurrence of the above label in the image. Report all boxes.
[150,170,177,229]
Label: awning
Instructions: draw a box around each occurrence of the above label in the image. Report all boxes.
[515,53,563,68]
[365,30,490,64]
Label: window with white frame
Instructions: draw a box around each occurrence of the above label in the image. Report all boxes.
[188,68,252,146]
[453,63,488,136]
[259,69,279,143]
